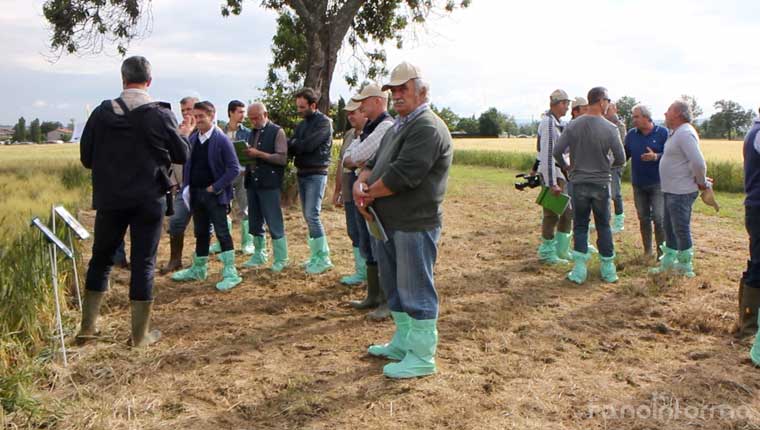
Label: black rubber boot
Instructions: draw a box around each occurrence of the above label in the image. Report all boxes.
[736,277,760,338]
[349,263,380,309]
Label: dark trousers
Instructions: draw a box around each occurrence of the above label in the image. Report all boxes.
[192,188,233,256]
[84,197,164,301]
[247,187,285,240]
[352,203,376,264]
[745,205,760,287]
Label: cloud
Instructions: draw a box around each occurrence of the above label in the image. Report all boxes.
[32,100,47,108]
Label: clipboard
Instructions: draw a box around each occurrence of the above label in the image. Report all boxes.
[233,140,254,165]
[535,186,570,216]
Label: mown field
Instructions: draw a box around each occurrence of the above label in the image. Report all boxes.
[2,141,759,429]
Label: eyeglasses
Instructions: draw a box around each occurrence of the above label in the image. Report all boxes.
[603,97,611,102]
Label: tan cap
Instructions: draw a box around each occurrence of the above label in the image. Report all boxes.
[550,89,571,104]
[344,99,361,111]
[352,83,389,101]
[573,96,588,108]
[382,61,422,91]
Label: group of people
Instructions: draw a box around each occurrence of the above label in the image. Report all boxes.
[533,87,709,284]
[74,56,452,379]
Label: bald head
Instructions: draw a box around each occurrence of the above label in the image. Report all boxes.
[247,102,269,129]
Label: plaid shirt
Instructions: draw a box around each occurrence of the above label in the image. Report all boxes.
[393,103,430,132]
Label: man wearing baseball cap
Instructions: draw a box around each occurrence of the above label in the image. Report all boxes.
[571,97,588,119]
[344,83,395,320]
[353,62,452,378]
[536,89,573,264]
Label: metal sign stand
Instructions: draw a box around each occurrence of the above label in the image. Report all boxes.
[53,205,90,311]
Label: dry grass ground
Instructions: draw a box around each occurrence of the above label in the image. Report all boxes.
[16,164,759,429]
[454,137,744,162]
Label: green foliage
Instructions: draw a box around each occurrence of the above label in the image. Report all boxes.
[457,116,479,135]
[680,94,703,119]
[705,99,754,140]
[431,104,460,132]
[40,121,62,136]
[518,120,539,136]
[13,117,26,142]
[478,107,516,137]
[334,97,347,137]
[260,80,300,136]
[29,119,42,143]
[615,96,638,130]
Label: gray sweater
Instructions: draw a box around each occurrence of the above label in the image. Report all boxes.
[554,115,626,185]
[659,123,707,194]
[367,107,453,231]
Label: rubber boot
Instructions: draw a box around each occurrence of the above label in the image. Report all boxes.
[243,235,269,268]
[270,237,289,272]
[567,251,590,284]
[75,290,105,344]
[350,263,380,309]
[383,318,438,378]
[209,216,232,254]
[675,248,696,278]
[538,238,568,265]
[301,237,316,268]
[171,254,208,282]
[130,300,161,348]
[367,287,390,321]
[368,311,411,361]
[305,236,333,274]
[600,253,619,283]
[240,218,255,255]
[216,250,242,291]
[649,244,677,274]
[340,247,367,285]
[750,313,760,366]
[160,233,184,275]
[612,213,625,233]
[736,278,760,338]
[555,232,572,261]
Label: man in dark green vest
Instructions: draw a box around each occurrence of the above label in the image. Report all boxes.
[242,102,290,272]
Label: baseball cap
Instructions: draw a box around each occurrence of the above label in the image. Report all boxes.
[550,89,571,104]
[344,99,361,111]
[573,96,588,108]
[382,62,423,91]
[352,83,389,101]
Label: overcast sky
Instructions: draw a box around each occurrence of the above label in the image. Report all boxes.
[1,0,758,126]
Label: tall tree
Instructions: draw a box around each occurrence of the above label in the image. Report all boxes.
[680,94,703,119]
[40,121,63,136]
[710,99,753,140]
[431,104,460,132]
[457,115,479,135]
[29,119,42,143]
[478,107,509,137]
[43,0,471,113]
[334,96,347,136]
[12,117,26,142]
[615,96,638,130]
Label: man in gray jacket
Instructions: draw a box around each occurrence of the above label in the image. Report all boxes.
[554,87,626,284]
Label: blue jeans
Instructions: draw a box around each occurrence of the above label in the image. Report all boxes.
[298,174,327,238]
[168,192,193,236]
[572,182,614,257]
[191,189,233,256]
[663,192,698,251]
[373,227,441,320]
[633,184,665,250]
[611,167,624,215]
[344,201,360,247]
[248,187,285,240]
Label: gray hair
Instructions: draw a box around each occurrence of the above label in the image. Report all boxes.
[632,104,652,121]
[180,96,199,106]
[671,100,693,123]
[121,56,151,84]
[412,78,431,103]
[248,102,268,114]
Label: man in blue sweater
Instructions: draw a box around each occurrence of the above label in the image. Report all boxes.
[624,104,669,258]
[288,88,334,274]
[172,101,243,291]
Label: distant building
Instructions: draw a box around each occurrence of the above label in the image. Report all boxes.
[0,127,13,141]
[46,128,72,142]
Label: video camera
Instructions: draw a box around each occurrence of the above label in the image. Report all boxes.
[514,173,541,191]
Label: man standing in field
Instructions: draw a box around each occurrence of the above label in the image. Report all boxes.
[345,83,395,320]
[160,95,198,274]
[536,89,573,264]
[649,100,707,278]
[241,102,290,272]
[554,87,626,284]
[741,109,760,342]
[605,102,628,233]
[209,100,254,256]
[288,88,335,274]
[624,104,669,259]
[354,62,453,378]
[77,56,189,347]
[571,97,588,119]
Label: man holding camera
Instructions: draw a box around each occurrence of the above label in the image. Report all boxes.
[536,89,573,264]
[77,56,189,347]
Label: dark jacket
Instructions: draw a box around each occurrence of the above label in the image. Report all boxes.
[80,99,189,210]
[288,110,332,171]
[182,127,241,205]
[245,121,285,190]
